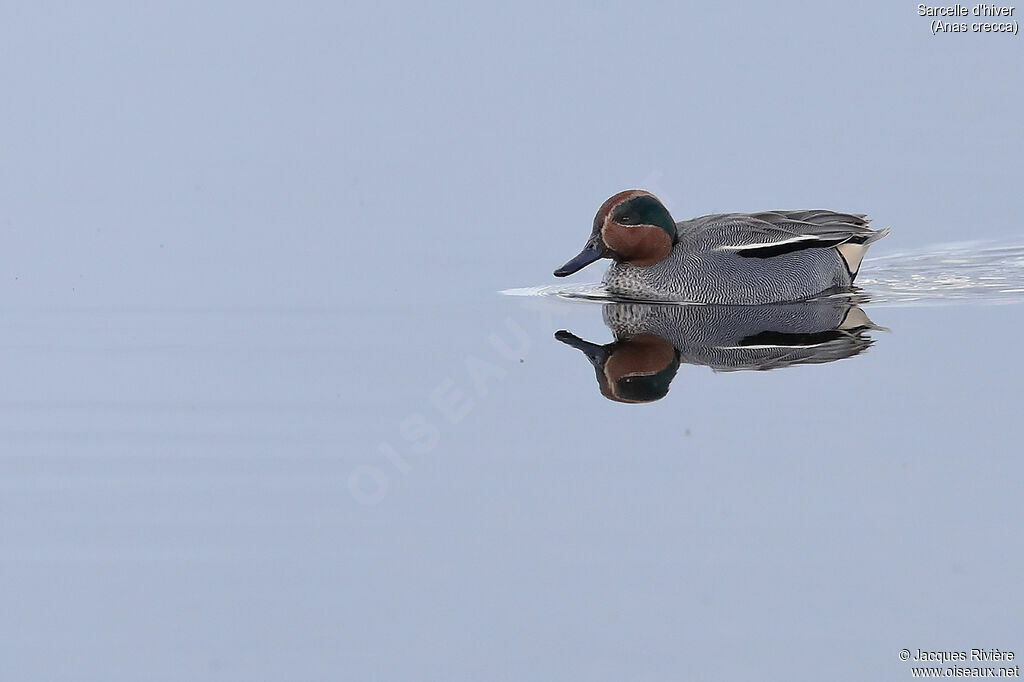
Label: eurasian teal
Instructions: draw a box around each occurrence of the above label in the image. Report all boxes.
[554,190,890,304]
[557,300,881,403]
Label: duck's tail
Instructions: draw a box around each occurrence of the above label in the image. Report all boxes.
[838,227,891,279]
[839,304,890,333]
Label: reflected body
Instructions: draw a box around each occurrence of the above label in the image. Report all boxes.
[558,300,882,403]
[554,190,890,304]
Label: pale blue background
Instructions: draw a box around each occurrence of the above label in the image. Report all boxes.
[1,2,1021,681]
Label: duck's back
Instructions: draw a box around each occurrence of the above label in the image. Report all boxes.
[603,210,886,304]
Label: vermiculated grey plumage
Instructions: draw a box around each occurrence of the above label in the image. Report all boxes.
[602,210,889,304]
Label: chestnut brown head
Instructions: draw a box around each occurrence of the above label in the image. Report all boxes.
[554,190,677,277]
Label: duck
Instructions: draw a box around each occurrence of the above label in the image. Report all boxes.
[556,300,882,403]
[553,190,890,304]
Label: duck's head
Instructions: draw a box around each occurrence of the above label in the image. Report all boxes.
[554,190,677,277]
[555,330,681,403]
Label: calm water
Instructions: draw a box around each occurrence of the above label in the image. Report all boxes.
[2,3,1022,681]
[2,279,1021,680]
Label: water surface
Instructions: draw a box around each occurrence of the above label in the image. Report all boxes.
[2,2,1023,680]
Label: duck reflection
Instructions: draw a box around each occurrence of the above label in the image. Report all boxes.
[557,301,883,403]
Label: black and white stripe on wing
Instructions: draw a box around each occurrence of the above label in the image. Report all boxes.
[713,210,889,277]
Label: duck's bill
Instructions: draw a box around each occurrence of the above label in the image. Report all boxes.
[553,247,602,277]
[554,330,608,367]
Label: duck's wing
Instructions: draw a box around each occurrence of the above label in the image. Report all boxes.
[689,210,886,259]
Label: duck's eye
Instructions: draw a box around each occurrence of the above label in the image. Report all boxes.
[619,215,633,224]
